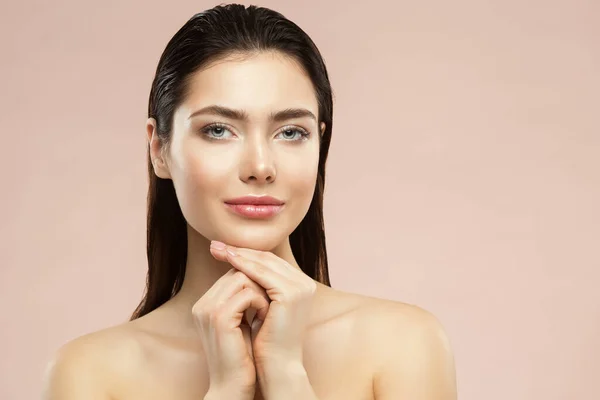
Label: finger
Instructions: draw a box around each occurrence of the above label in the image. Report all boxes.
[209,244,288,296]
[202,268,265,302]
[218,287,271,330]
[202,267,238,299]
[224,249,294,296]
[210,270,270,321]
[229,247,318,295]
[210,243,297,279]
[209,244,230,263]
[240,323,254,361]
[232,247,299,279]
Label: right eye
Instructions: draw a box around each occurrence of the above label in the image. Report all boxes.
[200,123,234,140]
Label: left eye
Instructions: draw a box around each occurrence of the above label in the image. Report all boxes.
[278,128,309,141]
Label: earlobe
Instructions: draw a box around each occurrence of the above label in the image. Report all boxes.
[152,158,171,179]
[151,155,172,180]
[150,152,172,179]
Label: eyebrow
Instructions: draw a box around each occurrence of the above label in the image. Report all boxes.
[187,105,317,123]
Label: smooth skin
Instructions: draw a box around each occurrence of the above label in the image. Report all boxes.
[42,51,457,399]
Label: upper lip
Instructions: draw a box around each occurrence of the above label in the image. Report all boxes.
[224,195,285,205]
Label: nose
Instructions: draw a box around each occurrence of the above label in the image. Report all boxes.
[239,135,276,184]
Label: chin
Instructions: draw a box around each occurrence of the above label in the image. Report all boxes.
[187,203,305,252]
[222,226,291,251]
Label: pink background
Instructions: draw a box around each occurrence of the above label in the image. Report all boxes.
[1,1,599,399]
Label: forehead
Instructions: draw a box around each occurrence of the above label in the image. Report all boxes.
[180,52,319,120]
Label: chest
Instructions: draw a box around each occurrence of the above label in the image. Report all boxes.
[117,327,375,400]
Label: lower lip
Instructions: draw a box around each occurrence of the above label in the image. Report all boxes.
[224,203,284,219]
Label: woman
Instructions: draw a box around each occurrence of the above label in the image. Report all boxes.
[43,4,457,399]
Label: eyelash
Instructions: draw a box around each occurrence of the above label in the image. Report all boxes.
[200,122,311,142]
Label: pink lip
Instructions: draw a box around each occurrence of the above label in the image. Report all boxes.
[224,195,284,205]
[224,195,285,219]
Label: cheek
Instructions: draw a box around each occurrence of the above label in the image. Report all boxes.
[171,147,233,230]
[177,158,221,199]
[283,149,319,210]
[292,165,318,198]
[179,141,235,192]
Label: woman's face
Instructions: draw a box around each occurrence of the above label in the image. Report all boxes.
[147,51,325,251]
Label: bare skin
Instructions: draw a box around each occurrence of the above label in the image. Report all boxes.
[42,51,457,399]
[43,279,453,400]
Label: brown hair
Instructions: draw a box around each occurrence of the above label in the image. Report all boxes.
[131,3,334,320]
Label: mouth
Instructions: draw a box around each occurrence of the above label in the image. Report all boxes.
[224,195,285,219]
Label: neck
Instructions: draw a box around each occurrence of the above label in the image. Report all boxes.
[144,224,333,340]
[168,224,306,312]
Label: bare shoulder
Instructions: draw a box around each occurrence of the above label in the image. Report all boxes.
[358,294,451,340]
[42,321,145,400]
[325,287,449,336]
[331,289,457,399]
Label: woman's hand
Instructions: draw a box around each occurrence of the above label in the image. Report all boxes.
[192,267,270,400]
[209,240,317,372]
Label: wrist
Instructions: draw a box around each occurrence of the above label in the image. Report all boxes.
[257,360,310,397]
[204,387,254,400]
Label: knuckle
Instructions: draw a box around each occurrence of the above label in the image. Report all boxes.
[208,308,224,326]
[253,263,266,275]
[191,301,205,317]
[233,270,248,283]
[192,305,213,328]
[239,286,252,296]
[256,251,270,261]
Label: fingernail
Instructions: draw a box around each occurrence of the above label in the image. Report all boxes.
[226,247,237,257]
[210,240,226,250]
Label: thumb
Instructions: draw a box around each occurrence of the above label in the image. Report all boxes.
[240,323,254,360]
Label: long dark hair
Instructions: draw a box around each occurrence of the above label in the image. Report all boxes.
[130,3,334,320]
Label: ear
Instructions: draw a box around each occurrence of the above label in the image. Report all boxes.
[319,122,326,137]
[146,118,172,179]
